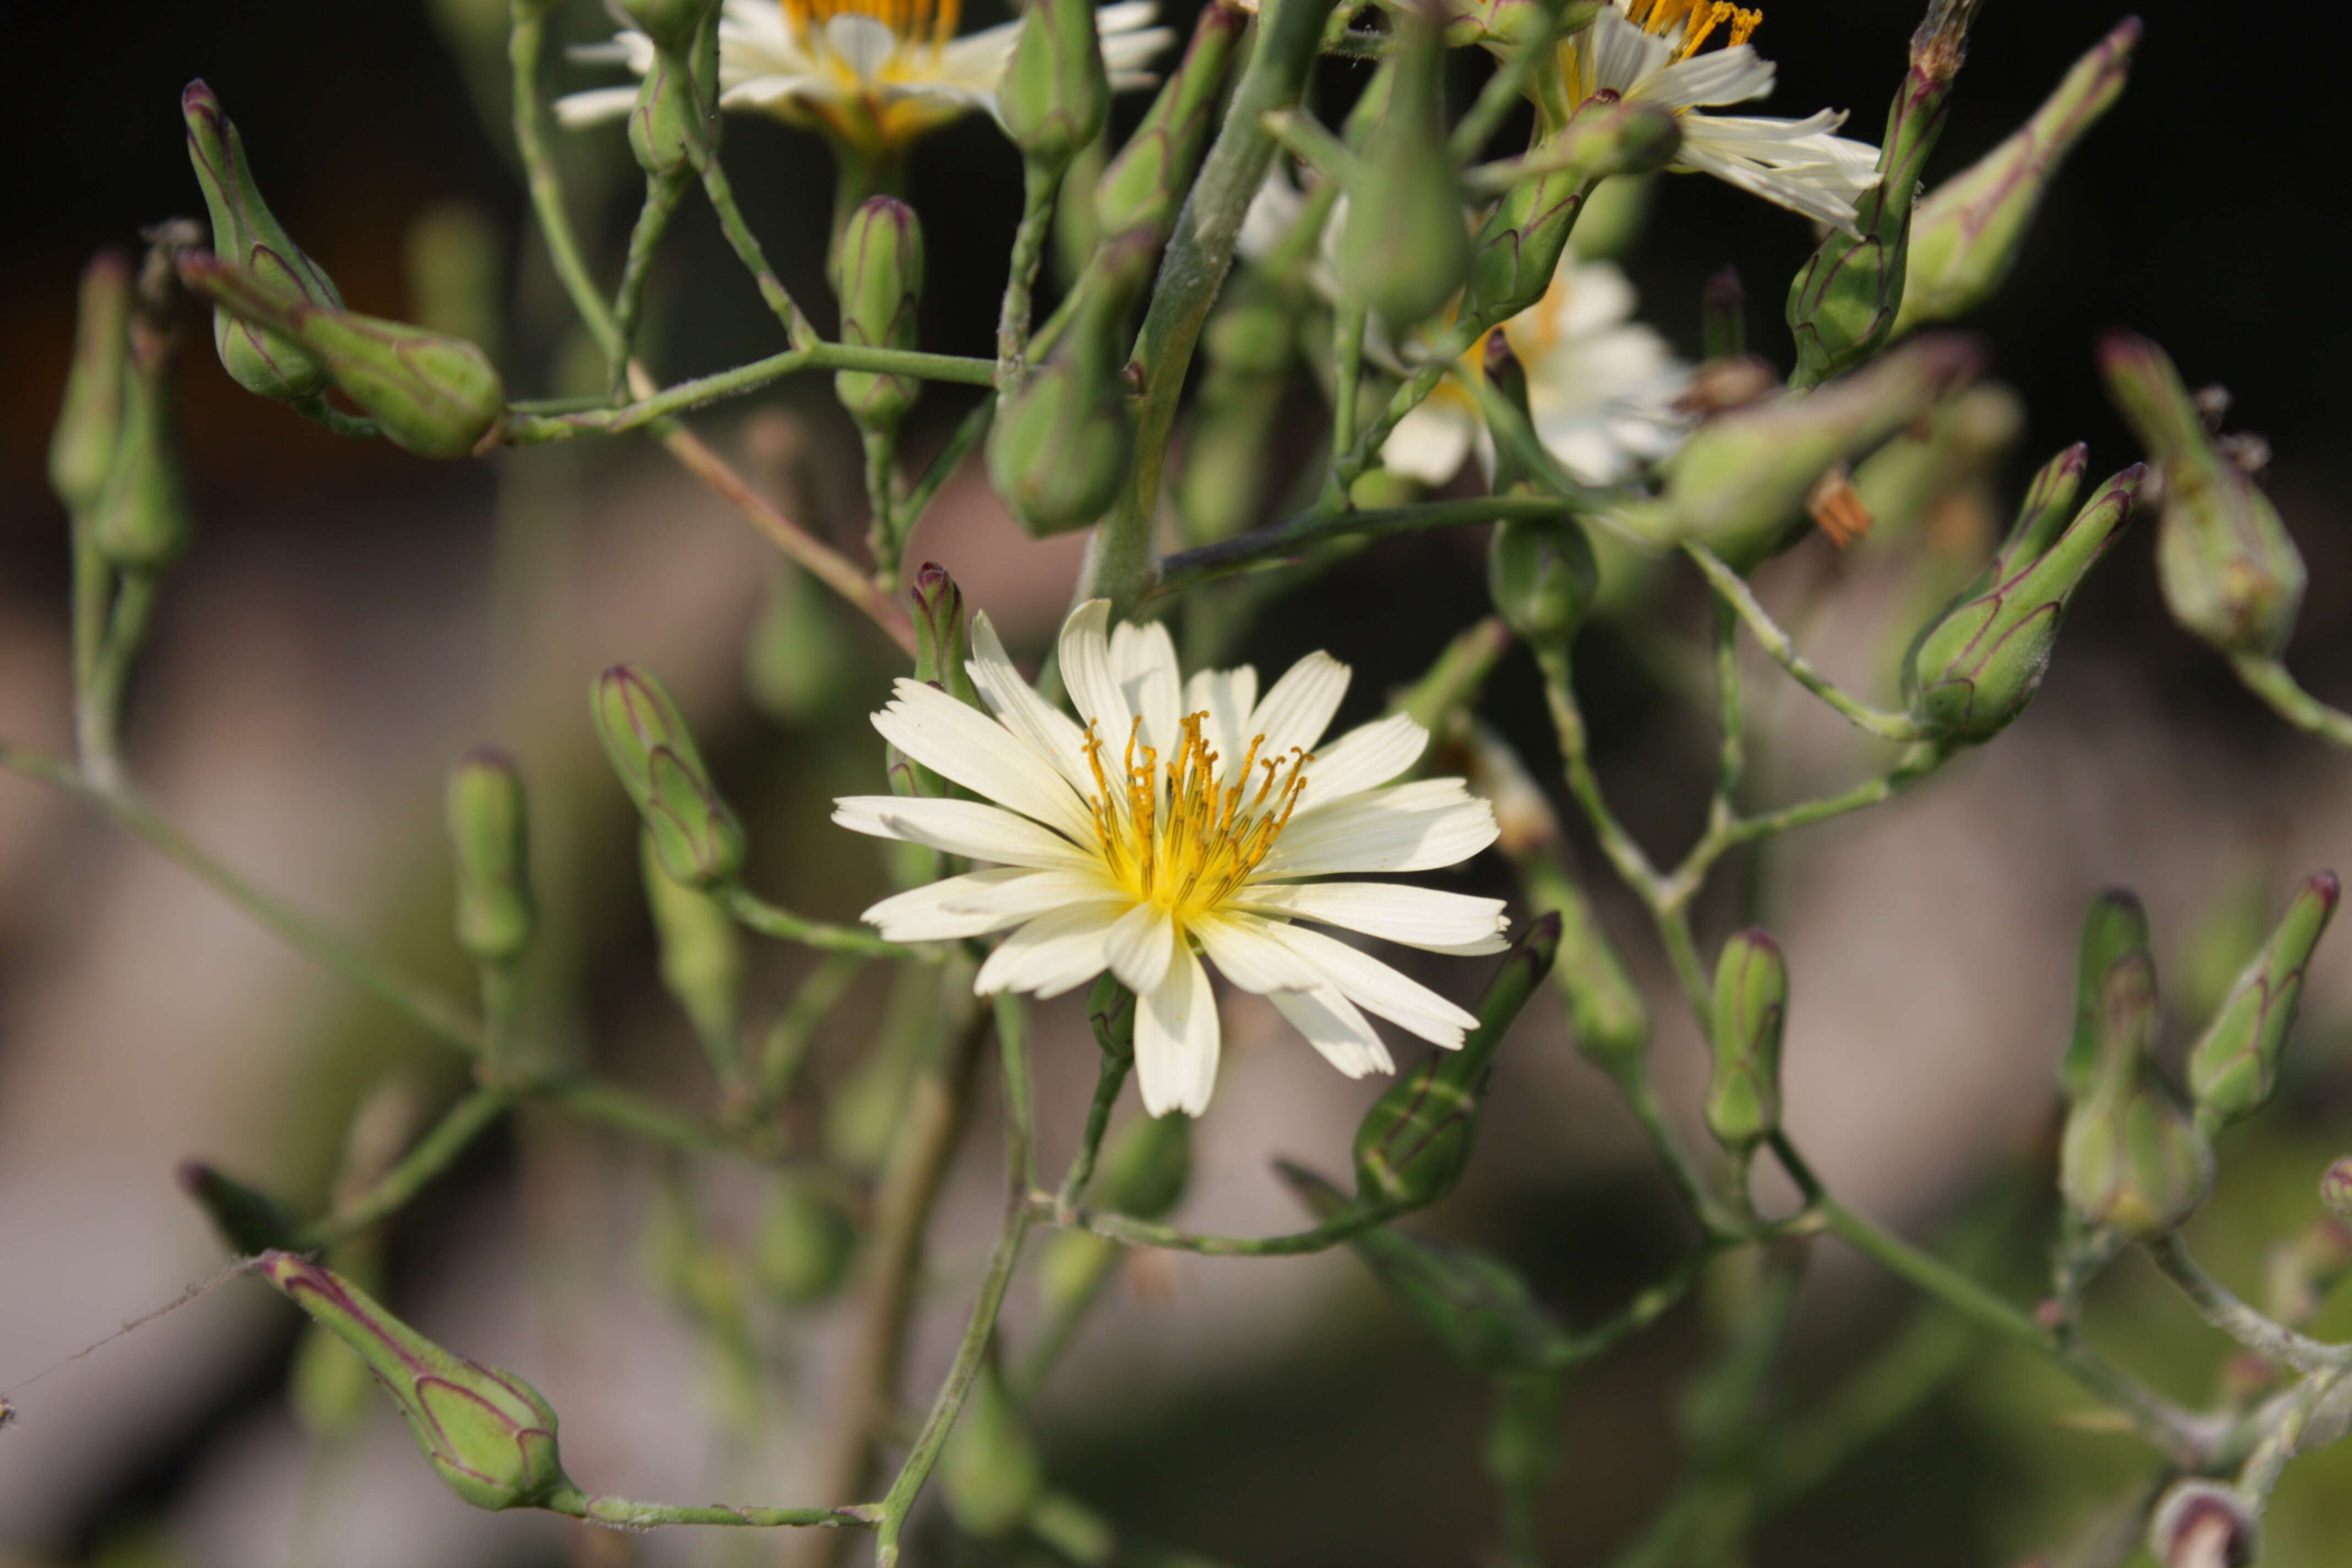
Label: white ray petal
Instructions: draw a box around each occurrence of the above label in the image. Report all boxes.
[1295,711,1428,810]
[1190,911,1325,994]
[554,85,644,127]
[1105,902,1177,995]
[1383,402,1477,485]
[1233,882,1510,955]
[1184,665,1259,771]
[1257,792,1500,877]
[1059,600,1132,741]
[1633,43,1776,111]
[832,796,1095,869]
[1248,651,1351,759]
[1134,944,1219,1117]
[939,865,1124,916]
[974,903,1123,998]
[823,14,896,79]
[871,678,1097,842]
[862,868,1055,941]
[1270,983,1394,1077]
[1264,922,1479,1048]
[1110,619,1183,757]
[967,610,1094,792]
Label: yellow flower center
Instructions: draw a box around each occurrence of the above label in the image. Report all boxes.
[781,0,963,48]
[1624,0,1762,57]
[1082,711,1312,918]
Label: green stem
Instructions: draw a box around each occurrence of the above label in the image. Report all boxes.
[1448,0,1577,162]
[1154,494,1580,597]
[1080,0,1343,615]
[862,424,902,586]
[505,343,999,444]
[756,952,863,1111]
[545,1486,874,1531]
[522,1071,738,1152]
[2147,1233,2349,1375]
[1329,302,1368,507]
[290,397,386,440]
[897,398,995,542]
[69,515,111,720]
[700,154,819,349]
[1683,543,1924,742]
[509,7,624,364]
[78,568,160,791]
[1055,1047,1133,1222]
[720,884,922,959]
[0,741,486,1054]
[2230,654,2352,749]
[608,171,693,401]
[1531,644,1665,905]
[1711,595,1746,817]
[1045,1196,1401,1256]
[996,160,1063,394]
[291,1088,511,1248]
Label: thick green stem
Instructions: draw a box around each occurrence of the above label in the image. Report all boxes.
[2230,654,2352,749]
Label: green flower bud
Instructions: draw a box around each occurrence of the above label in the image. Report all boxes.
[1175,268,1294,545]
[641,827,744,1053]
[1445,0,1601,50]
[446,750,534,966]
[1893,19,2138,336]
[50,249,134,514]
[1334,17,1469,333]
[754,1170,859,1305]
[2187,872,2339,1133]
[1640,334,1982,572]
[176,1161,298,1254]
[987,358,1134,537]
[2147,1481,2258,1568]
[1705,929,1787,1155]
[1096,1102,1193,1220]
[591,665,747,888]
[182,80,346,402]
[997,0,1110,171]
[1785,0,1980,388]
[258,1252,569,1510]
[89,297,194,572]
[1353,914,1560,1208]
[834,197,924,433]
[745,562,846,725]
[1283,1162,1569,1373]
[1461,98,1680,329]
[291,1311,379,1439]
[1848,381,2022,545]
[2059,888,2152,1100]
[627,43,711,177]
[908,561,977,706]
[2321,1160,2352,1225]
[2100,331,2306,659]
[1485,1370,1570,1501]
[1488,513,1598,650]
[405,204,505,364]
[1093,0,1245,246]
[1902,456,2144,742]
[2057,948,2214,1240]
[178,253,505,459]
[941,1357,1042,1540]
[614,0,713,53]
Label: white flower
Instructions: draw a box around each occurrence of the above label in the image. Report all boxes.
[558,0,1173,162]
[1385,257,1691,488]
[1563,1,1881,234]
[834,602,1508,1117]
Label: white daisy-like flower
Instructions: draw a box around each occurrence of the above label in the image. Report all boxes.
[834,602,1509,1117]
[558,0,1174,163]
[1385,257,1691,488]
[1562,0,1881,234]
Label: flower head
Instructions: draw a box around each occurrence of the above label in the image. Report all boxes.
[835,603,1507,1116]
[1560,1,1880,233]
[559,0,1172,162]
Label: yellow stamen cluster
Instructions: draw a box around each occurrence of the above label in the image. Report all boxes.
[1626,0,1762,58]
[1082,711,1311,918]
[781,0,961,47]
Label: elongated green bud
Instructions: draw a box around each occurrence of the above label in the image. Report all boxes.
[2057,946,2214,1239]
[1488,511,1597,649]
[592,665,747,888]
[1705,930,1787,1155]
[641,828,743,1053]
[446,750,534,966]
[2061,888,2152,1099]
[178,253,505,459]
[997,0,1109,171]
[834,197,924,433]
[1175,267,1294,545]
[627,39,711,177]
[1786,0,1979,386]
[1335,10,1469,333]
[1641,334,1981,571]
[1283,1162,1570,1373]
[755,1170,859,1305]
[910,562,976,705]
[51,250,134,514]
[2187,872,2339,1132]
[2100,331,2306,659]
[90,290,193,571]
[986,233,1151,536]
[1461,97,1680,329]
[1903,459,2144,742]
[942,1356,1042,1539]
[183,80,345,401]
[1894,19,2137,336]
[1094,0,1245,245]
[1353,914,1560,1208]
[258,1252,569,1510]
[176,1161,298,1254]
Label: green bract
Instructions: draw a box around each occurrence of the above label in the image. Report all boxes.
[591,665,748,888]
[834,197,925,433]
[1705,929,1787,1155]
[2186,873,2339,1132]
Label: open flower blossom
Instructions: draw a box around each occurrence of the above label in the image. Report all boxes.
[558,0,1173,161]
[1562,0,1881,233]
[834,603,1507,1117]
[1387,256,1691,487]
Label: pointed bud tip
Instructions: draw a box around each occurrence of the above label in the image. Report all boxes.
[181,79,220,118]
[2149,1482,2258,1568]
[2307,870,2342,911]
